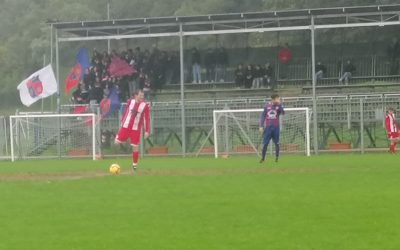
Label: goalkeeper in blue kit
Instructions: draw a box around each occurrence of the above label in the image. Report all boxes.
[259,94,284,163]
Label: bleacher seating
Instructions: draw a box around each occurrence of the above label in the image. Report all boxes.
[154,76,400,102]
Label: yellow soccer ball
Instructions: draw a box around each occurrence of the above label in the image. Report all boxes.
[109,163,121,175]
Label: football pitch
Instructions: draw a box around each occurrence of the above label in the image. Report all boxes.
[0,154,399,250]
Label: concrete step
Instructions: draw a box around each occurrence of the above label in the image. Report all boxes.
[153,87,303,102]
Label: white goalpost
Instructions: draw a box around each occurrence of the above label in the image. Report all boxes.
[213,108,311,158]
[9,113,98,162]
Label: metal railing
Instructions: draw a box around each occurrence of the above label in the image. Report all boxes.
[53,93,400,157]
[2,94,398,160]
[176,56,400,88]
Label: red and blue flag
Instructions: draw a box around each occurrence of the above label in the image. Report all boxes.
[100,86,120,117]
[64,48,90,94]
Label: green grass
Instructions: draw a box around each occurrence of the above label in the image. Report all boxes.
[0,154,400,250]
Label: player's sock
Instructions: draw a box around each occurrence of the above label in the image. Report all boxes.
[261,144,268,162]
[390,143,395,153]
[132,151,139,166]
[275,142,280,162]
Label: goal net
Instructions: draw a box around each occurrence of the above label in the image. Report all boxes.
[213,108,310,158]
[10,114,98,161]
[0,116,9,160]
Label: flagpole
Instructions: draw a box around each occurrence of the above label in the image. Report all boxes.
[55,30,60,113]
[50,24,54,111]
[55,29,62,159]
[107,1,111,53]
[42,54,46,113]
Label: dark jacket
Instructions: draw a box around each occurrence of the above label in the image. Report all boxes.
[316,64,327,73]
[343,63,355,73]
[234,67,244,84]
[204,50,216,67]
[264,65,273,77]
[191,50,201,65]
[254,67,263,78]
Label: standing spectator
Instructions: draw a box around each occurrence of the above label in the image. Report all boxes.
[101,58,109,73]
[149,45,160,71]
[204,48,216,83]
[143,74,152,101]
[89,78,104,111]
[80,83,89,103]
[263,63,274,89]
[127,49,135,65]
[215,47,229,82]
[92,49,102,65]
[244,65,253,89]
[171,51,180,84]
[277,43,292,79]
[134,47,143,69]
[234,64,244,88]
[387,38,400,75]
[252,65,263,89]
[191,47,202,83]
[102,51,110,63]
[72,84,87,104]
[83,68,94,90]
[315,61,327,80]
[118,77,130,101]
[138,68,146,89]
[153,51,167,91]
[165,52,174,85]
[339,60,356,85]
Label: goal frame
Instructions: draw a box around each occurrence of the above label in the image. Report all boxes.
[9,113,97,162]
[213,107,311,158]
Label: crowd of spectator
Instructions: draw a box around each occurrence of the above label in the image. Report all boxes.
[234,63,275,89]
[72,46,181,104]
[70,38,399,105]
[72,45,234,105]
[314,60,356,85]
[190,47,229,83]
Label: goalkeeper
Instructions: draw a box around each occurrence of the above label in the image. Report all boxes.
[259,94,285,163]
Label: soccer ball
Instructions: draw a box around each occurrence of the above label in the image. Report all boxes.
[109,163,121,175]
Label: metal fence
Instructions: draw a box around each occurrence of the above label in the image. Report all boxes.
[2,94,398,160]
[202,56,400,86]
[56,93,399,158]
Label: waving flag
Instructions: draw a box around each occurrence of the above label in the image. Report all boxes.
[72,105,87,114]
[64,64,82,94]
[64,48,90,94]
[76,48,90,76]
[100,86,121,117]
[17,65,57,107]
[108,55,136,77]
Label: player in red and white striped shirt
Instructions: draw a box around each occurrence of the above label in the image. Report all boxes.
[385,107,399,154]
[115,90,150,171]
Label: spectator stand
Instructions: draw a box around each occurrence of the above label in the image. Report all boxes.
[50,4,400,155]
